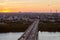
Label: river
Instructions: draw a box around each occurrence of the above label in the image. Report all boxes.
[0,31,60,40]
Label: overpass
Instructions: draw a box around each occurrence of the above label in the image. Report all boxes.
[18,19,39,40]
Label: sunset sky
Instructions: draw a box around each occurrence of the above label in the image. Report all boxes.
[0,0,60,12]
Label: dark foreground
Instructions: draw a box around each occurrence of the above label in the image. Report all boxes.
[38,21,60,32]
[0,20,32,33]
[0,20,60,32]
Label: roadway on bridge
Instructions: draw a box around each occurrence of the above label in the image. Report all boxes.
[18,19,39,40]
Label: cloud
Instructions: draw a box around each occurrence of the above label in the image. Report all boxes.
[0,0,5,3]
[0,0,9,5]
[0,0,60,4]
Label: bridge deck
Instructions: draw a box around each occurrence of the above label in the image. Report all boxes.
[18,19,39,40]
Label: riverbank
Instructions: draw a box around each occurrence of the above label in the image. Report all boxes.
[0,20,32,33]
[38,21,60,32]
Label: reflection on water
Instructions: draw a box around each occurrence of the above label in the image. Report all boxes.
[0,31,60,40]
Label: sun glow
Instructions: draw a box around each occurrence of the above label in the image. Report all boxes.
[2,10,10,12]
[0,8,11,12]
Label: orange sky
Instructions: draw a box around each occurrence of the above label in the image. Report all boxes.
[0,0,60,12]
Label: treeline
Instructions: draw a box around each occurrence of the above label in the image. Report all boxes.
[38,20,60,32]
[0,20,32,33]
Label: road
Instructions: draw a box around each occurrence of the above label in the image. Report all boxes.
[18,19,39,40]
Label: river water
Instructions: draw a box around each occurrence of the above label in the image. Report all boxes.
[0,31,60,40]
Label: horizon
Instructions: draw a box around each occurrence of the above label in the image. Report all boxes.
[0,11,60,13]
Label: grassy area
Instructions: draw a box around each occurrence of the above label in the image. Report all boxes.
[0,20,32,33]
[38,21,60,32]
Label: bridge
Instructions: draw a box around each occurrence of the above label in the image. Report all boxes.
[18,19,39,40]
